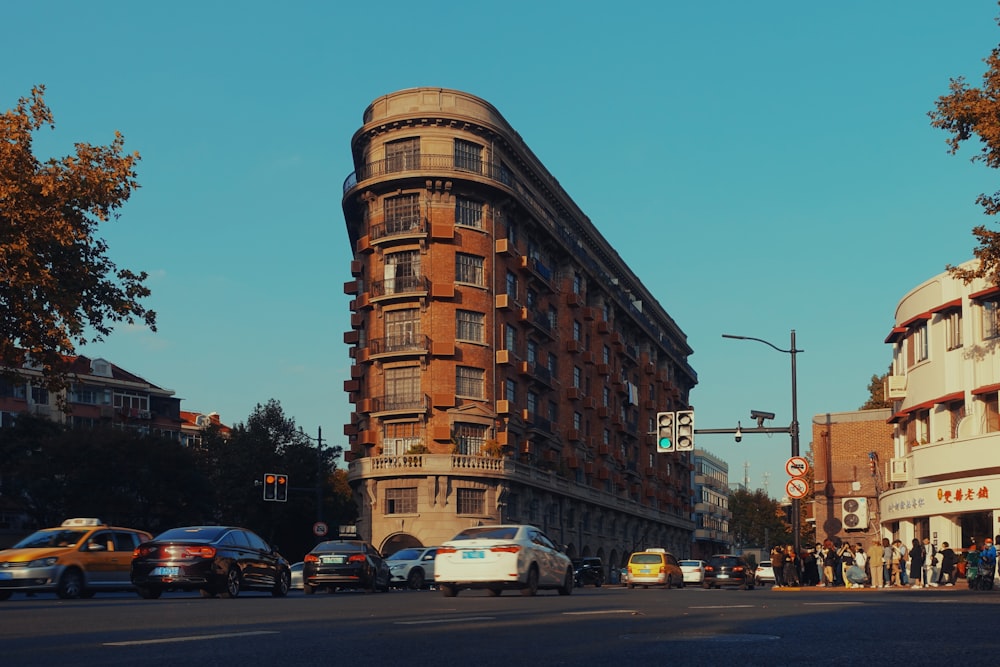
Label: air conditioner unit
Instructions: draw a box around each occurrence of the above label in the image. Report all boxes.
[889,458,908,482]
[842,497,869,531]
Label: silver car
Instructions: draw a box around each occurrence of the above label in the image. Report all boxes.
[386,547,437,589]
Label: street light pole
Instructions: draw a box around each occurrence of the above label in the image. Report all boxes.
[722,330,803,557]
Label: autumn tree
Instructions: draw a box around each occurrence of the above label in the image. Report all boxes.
[0,85,154,395]
[930,9,1000,284]
[729,488,791,552]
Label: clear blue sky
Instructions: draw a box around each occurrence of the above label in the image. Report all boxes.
[6,1,1000,497]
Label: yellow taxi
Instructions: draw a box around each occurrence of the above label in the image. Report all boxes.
[626,547,685,589]
[0,518,152,600]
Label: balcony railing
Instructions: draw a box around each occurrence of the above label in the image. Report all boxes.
[370,394,431,415]
[369,275,430,299]
[343,153,513,194]
[368,334,430,358]
[369,217,428,243]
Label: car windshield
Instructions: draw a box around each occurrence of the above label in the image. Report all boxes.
[12,529,89,549]
[451,527,518,541]
[387,548,422,561]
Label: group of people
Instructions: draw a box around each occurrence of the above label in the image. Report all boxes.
[768,535,998,590]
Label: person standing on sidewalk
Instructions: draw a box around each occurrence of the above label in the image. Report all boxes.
[937,542,957,586]
[882,538,894,587]
[896,540,910,586]
[910,538,925,588]
[868,538,884,588]
[771,545,785,588]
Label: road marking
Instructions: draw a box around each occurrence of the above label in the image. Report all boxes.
[688,605,755,609]
[105,631,278,646]
[395,616,495,625]
[563,609,639,616]
[802,602,863,606]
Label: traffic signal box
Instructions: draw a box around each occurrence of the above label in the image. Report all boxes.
[675,411,694,451]
[656,412,675,452]
[263,473,289,502]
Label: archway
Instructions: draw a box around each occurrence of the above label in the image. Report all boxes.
[380,532,423,557]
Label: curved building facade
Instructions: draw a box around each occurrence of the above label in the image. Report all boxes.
[340,88,698,567]
[881,260,1000,548]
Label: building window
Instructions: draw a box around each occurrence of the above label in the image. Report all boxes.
[385,308,420,348]
[456,310,484,343]
[906,322,928,366]
[506,272,518,300]
[945,310,963,350]
[504,325,517,352]
[602,387,610,407]
[455,197,483,228]
[454,139,482,172]
[384,250,421,294]
[456,488,486,515]
[69,384,107,405]
[603,345,610,364]
[948,401,966,439]
[983,299,1000,340]
[573,321,582,341]
[385,487,418,514]
[527,391,538,416]
[981,393,1000,433]
[385,137,420,172]
[573,366,582,389]
[573,273,582,294]
[453,423,487,455]
[30,386,49,405]
[573,412,582,429]
[114,390,148,412]
[527,340,537,365]
[383,422,421,455]
[505,379,517,403]
[456,366,484,399]
[384,193,421,234]
[455,253,485,286]
[385,366,421,409]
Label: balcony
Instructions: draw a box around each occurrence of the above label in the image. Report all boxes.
[368,334,430,361]
[370,394,431,417]
[368,275,430,303]
[344,153,514,195]
[369,217,428,247]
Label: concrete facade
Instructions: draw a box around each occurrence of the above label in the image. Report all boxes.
[691,449,732,559]
[340,88,698,568]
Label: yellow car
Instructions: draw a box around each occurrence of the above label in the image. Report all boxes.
[0,518,152,600]
[626,548,685,589]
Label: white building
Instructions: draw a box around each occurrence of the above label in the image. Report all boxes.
[882,260,1000,548]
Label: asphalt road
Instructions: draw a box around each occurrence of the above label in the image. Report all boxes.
[1,584,995,666]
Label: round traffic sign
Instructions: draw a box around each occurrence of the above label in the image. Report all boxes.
[786,478,809,499]
[313,521,329,537]
[785,456,810,478]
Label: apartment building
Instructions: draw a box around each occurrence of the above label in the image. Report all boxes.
[341,88,698,567]
[690,449,732,558]
[880,260,1000,548]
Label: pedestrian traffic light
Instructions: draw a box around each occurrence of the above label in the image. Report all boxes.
[263,473,277,501]
[656,412,675,452]
[275,474,288,502]
[675,410,694,451]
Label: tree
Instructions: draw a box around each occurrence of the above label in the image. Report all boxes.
[859,372,892,410]
[930,10,1000,284]
[729,488,791,552]
[0,86,154,395]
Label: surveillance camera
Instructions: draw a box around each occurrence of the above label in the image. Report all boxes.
[750,410,775,421]
[735,423,742,443]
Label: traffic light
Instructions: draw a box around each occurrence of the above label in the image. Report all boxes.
[675,410,694,451]
[275,474,288,502]
[263,473,277,501]
[656,412,675,452]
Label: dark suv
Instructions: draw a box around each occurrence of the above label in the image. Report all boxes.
[573,557,605,587]
[703,554,754,590]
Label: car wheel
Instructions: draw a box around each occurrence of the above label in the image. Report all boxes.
[702,581,710,589]
[219,567,241,599]
[0,591,12,601]
[595,577,603,588]
[665,575,672,589]
[440,584,457,598]
[407,568,425,590]
[272,569,290,597]
[627,582,635,589]
[200,588,217,598]
[521,565,539,597]
[487,587,502,597]
[56,569,84,599]
[136,585,162,599]
[558,568,574,596]
[303,583,316,595]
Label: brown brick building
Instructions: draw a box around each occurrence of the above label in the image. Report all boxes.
[810,408,893,547]
[340,88,698,568]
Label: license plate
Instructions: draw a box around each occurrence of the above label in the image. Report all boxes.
[717,574,729,578]
[640,569,650,574]
[321,556,345,564]
[0,572,11,580]
[151,567,179,577]
[462,550,485,559]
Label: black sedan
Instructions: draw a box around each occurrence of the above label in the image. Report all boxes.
[302,540,390,594]
[703,554,754,590]
[131,526,291,599]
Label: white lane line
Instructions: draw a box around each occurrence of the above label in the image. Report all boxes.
[105,631,279,646]
[395,616,496,625]
[688,605,755,609]
[563,609,640,616]
[803,602,864,606]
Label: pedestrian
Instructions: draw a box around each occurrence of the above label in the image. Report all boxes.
[965,539,981,590]
[868,538,883,588]
[980,537,997,590]
[890,540,903,586]
[821,541,837,587]
[854,543,868,588]
[922,537,938,587]
[783,545,800,587]
[896,539,910,586]
[881,538,894,587]
[838,543,856,588]
[937,542,956,586]
[910,538,924,588]
[771,545,785,588]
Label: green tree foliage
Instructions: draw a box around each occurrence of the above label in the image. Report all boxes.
[859,372,892,410]
[729,488,791,551]
[0,86,155,396]
[929,9,1000,284]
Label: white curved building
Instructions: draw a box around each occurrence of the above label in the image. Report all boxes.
[882,260,1000,547]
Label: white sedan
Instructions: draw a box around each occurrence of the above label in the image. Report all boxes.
[679,559,706,584]
[434,525,574,597]
[386,546,438,589]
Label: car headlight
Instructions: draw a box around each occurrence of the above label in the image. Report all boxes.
[389,564,405,573]
[25,557,59,568]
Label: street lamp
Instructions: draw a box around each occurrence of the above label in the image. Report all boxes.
[722,330,803,556]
